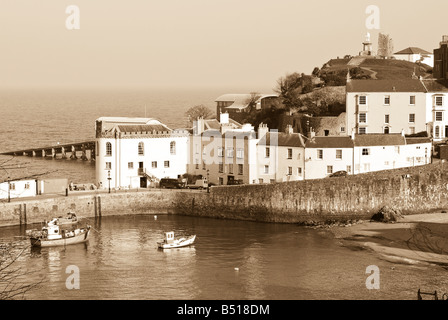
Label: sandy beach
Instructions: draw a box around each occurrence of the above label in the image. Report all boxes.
[328,213,448,268]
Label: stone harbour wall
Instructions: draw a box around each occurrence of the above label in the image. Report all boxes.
[1,162,448,227]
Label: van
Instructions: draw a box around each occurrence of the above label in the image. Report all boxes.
[159,178,185,189]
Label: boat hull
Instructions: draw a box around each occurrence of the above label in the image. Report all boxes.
[158,235,196,249]
[30,229,90,247]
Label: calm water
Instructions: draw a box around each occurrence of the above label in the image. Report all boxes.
[1,214,448,300]
[1,88,448,300]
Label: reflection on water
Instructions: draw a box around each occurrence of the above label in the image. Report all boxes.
[1,214,448,300]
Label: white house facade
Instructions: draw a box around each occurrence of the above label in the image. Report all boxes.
[95,117,189,190]
[0,179,37,200]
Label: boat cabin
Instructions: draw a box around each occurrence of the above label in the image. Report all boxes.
[43,225,62,240]
[164,231,175,244]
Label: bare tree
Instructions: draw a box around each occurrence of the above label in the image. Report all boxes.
[0,241,43,300]
[185,104,214,126]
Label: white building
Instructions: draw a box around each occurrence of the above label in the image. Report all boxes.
[0,179,37,200]
[95,117,189,189]
[393,47,434,67]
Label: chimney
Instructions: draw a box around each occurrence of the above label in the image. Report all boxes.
[351,128,355,140]
[308,127,316,139]
[285,124,293,134]
[193,117,205,135]
[220,112,229,124]
[257,123,269,139]
[401,128,405,137]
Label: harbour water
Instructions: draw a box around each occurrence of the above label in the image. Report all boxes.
[1,87,448,300]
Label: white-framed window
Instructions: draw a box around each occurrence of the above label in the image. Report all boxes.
[24,183,30,190]
[105,162,112,170]
[164,161,170,168]
[265,147,270,158]
[435,126,440,138]
[287,148,293,159]
[317,149,323,160]
[128,162,133,169]
[327,165,333,174]
[410,95,416,105]
[298,167,302,176]
[409,114,415,123]
[384,95,390,105]
[346,165,352,174]
[340,127,346,133]
[359,113,367,123]
[436,96,444,106]
[152,161,157,168]
[288,166,293,175]
[138,142,144,156]
[106,142,112,156]
[264,165,269,174]
[362,148,370,155]
[227,148,234,158]
[358,95,367,105]
[218,147,224,158]
[336,149,342,160]
[358,127,367,134]
[385,114,390,124]
[436,111,443,121]
[236,149,244,159]
[170,141,176,155]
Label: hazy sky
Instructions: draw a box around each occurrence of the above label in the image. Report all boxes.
[1,0,447,91]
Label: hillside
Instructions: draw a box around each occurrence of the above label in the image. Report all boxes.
[318,57,433,84]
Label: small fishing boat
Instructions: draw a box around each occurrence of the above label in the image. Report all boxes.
[55,211,79,226]
[27,220,90,247]
[157,231,196,249]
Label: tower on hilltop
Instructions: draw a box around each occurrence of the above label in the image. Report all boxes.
[359,32,374,56]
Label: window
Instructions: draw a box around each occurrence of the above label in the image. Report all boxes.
[409,114,415,123]
[152,161,157,168]
[385,114,390,124]
[24,183,30,189]
[265,147,270,158]
[10,183,15,190]
[359,113,367,123]
[227,164,233,174]
[384,95,390,105]
[364,163,371,172]
[384,161,389,166]
[219,163,223,173]
[238,164,243,175]
[236,149,244,159]
[288,167,293,175]
[128,162,134,169]
[138,142,144,156]
[358,127,367,134]
[264,165,269,174]
[259,179,264,184]
[298,167,302,176]
[358,95,367,105]
[436,111,443,121]
[340,127,346,133]
[436,96,444,106]
[218,147,224,157]
[227,148,234,158]
[105,162,112,170]
[164,161,170,168]
[170,141,176,155]
[410,95,415,105]
[327,166,333,174]
[435,126,440,138]
[317,149,323,160]
[106,142,112,156]
[384,126,390,134]
[346,165,352,174]
[409,127,415,135]
[362,148,370,155]
[219,177,223,185]
[287,148,293,159]
[336,149,342,160]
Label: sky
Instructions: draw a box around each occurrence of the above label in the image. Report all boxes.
[1,0,447,91]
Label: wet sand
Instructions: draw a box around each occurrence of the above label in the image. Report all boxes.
[327,213,448,267]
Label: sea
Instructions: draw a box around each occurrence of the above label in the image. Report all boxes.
[0,87,448,301]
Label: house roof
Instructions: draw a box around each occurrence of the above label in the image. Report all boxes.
[215,94,278,110]
[116,124,171,133]
[394,47,432,55]
[353,134,405,147]
[405,137,432,145]
[421,80,448,92]
[305,136,354,149]
[346,79,427,93]
[258,132,306,148]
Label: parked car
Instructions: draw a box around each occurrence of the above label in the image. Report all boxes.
[159,178,185,189]
[186,178,208,190]
[227,179,244,185]
[328,170,347,178]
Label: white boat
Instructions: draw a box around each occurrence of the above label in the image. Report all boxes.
[27,221,90,247]
[54,212,79,226]
[157,231,196,249]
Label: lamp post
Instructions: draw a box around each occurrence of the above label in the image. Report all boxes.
[206,169,210,193]
[107,170,111,193]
